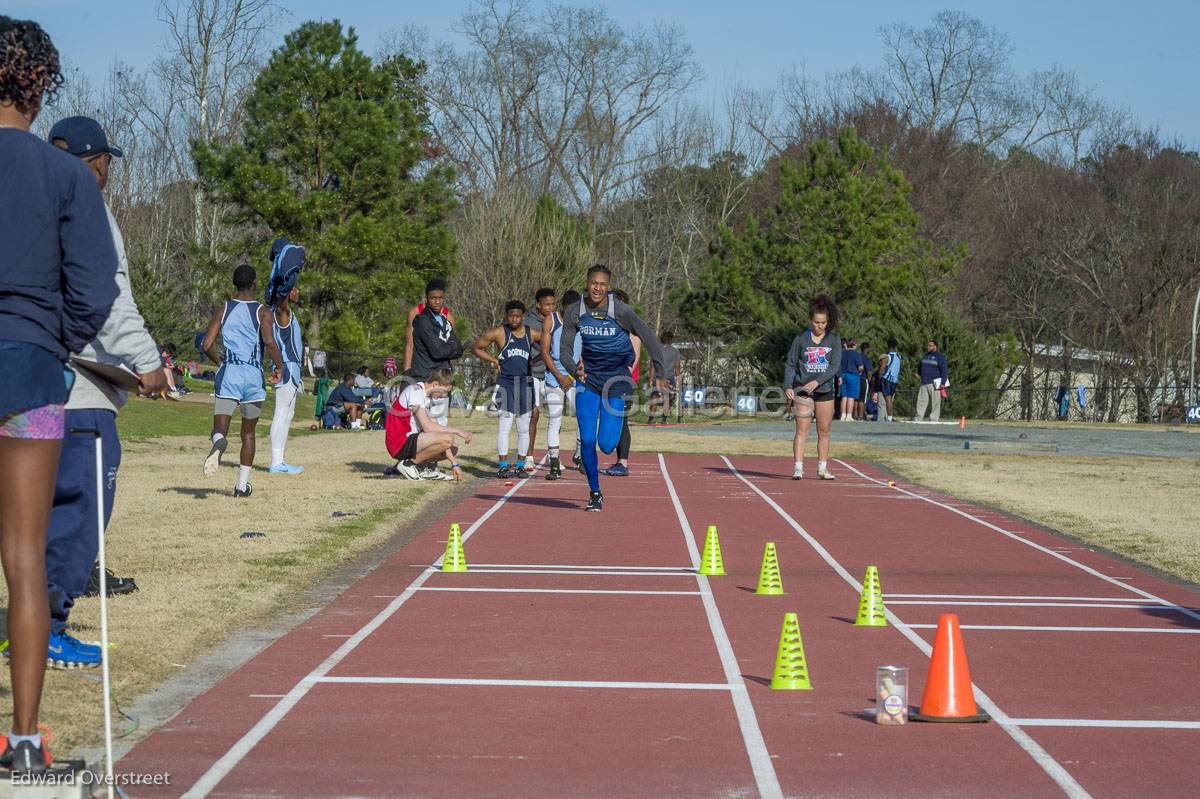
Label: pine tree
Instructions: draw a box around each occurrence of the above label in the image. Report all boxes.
[680,127,1012,416]
[193,20,456,352]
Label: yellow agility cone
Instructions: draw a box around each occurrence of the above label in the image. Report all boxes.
[755,542,784,595]
[441,523,468,572]
[854,565,887,626]
[770,612,812,690]
[698,525,725,576]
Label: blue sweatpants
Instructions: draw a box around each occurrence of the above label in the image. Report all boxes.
[575,386,625,492]
[46,410,120,636]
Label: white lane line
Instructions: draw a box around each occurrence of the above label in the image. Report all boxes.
[415,587,702,596]
[907,625,1200,634]
[835,459,1200,623]
[888,595,1151,602]
[247,694,285,699]
[317,676,732,691]
[889,601,1166,609]
[724,456,1089,799]
[1007,718,1200,729]
[458,568,695,576]
[181,464,540,798]
[659,454,783,799]
[470,563,694,571]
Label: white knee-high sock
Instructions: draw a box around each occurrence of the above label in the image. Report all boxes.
[269,382,299,466]
[516,411,531,457]
[546,388,564,450]
[497,411,515,458]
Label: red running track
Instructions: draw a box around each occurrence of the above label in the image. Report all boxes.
[118,454,1200,798]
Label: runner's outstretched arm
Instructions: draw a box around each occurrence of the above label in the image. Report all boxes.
[613,301,666,385]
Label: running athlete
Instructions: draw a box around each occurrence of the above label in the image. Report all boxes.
[265,238,305,474]
[201,264,285,497]
[559,266,668,512]
[385,368,472,481]
[783,296,842,481]
[540,289,581,481]
[523,288,557,473]
[472,301,543,478]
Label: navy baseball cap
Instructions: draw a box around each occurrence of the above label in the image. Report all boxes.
[47,116,123,158]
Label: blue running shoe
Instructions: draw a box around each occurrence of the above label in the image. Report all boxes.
[269,463,305,474]
[47,631,100,669]
[61,632,100,656]
[603,463,629,477]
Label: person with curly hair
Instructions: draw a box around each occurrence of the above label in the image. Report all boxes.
[1,16,120,774]
[783,296,843,480]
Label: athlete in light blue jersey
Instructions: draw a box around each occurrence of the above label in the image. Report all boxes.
[201,263,285,497]
[540,289,581,481]
[559,265,667,512]
[880,337,901,422]
[265,238,306,474]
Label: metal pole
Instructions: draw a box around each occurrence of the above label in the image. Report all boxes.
[1190,283,1200,408]
[92,434,115,799]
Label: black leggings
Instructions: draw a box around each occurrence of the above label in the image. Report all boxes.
[617,416,631,460]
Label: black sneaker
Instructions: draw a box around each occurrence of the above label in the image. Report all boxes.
[496,466,513,479]
[203,436,228,477]
[82,563,138,598]
[585,491,604,512]
[572,453,582,471]
[545,459,562,481]
[0,738,50,775]
[234,483,253,498]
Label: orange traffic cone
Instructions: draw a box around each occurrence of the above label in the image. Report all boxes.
[911,613,989,722]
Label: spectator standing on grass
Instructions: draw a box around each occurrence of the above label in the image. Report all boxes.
[41,115,166,670]
[838,338,863,422]
[783,297,842,480]
[879,338,901,422]
[265,237,305,474]
[914,339,949,422]
[0,17,121,773]
[406,278,463,427]
[857,341,872,420]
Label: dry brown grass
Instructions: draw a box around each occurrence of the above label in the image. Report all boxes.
[875,452,1200,584]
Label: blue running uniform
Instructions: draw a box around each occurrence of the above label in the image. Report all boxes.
[214,299,267,404]
[496,325,534,415]
[559,293,666,493]
[272,310,303,387]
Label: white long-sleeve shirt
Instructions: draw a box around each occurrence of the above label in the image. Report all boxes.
[66,204,161,413]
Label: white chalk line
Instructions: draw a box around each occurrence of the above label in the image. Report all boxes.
[723,455,1090,799]
[659,453,782,799]
[316,676,733,691]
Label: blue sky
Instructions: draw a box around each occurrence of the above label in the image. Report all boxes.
[12,0,1200,146]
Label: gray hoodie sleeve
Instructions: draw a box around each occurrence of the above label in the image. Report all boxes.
[784,335,802,389]
[559,304,580,377]
[68,206,161,412]
[614,300,666,379]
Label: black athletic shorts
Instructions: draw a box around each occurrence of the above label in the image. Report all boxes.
[396,434,420,462]
[796,388,835,404]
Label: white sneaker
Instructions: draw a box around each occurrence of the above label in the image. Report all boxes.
[419,466,454,481]
[396,460,422,480]
[522,461,536,474]
[818,467,835,480]
[792,464,803,480]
